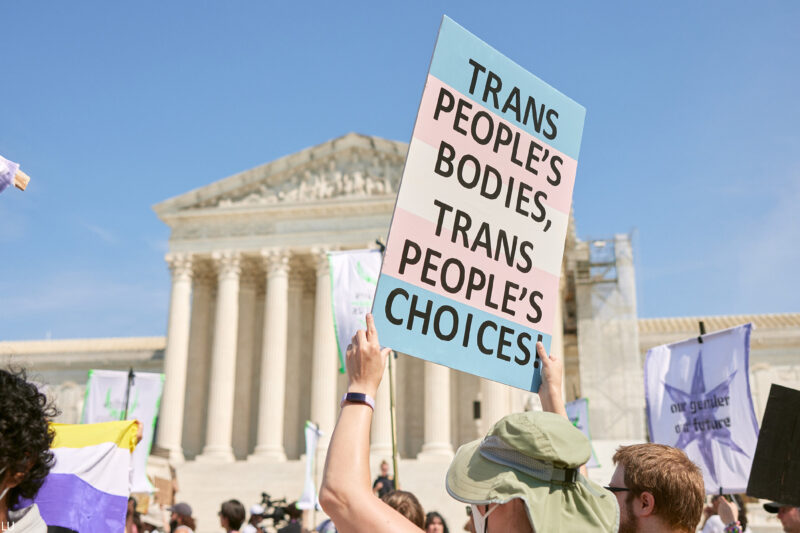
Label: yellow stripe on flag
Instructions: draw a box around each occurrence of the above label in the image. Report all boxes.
[51,420,138,452]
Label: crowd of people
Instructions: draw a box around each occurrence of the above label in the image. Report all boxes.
[1,315,799,532]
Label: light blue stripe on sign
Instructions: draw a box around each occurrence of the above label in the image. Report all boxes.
[372,274,548,392]
[429,16,586,160]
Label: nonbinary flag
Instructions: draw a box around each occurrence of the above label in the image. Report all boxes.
[82,369,164,493]
[34,421,138,533]
[329,249,382,372]
[644,324,759,493]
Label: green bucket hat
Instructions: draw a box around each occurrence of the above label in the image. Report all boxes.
[446,411,619,532]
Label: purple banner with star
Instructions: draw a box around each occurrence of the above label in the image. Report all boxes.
[644,323,759,494]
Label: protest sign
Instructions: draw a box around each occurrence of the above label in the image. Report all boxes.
[297,421,324,511]
[154,476,175,507]
[645,324,759,494]
[372,16,586,392]
[565,398,599,468]
[82,369,165,493]
[746,384,800,506]
[330,249,383,372]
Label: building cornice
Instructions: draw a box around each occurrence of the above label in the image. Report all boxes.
[0,336,166,355]
[638,313,800,353]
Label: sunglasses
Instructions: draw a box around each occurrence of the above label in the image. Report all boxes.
[603,486,631,493]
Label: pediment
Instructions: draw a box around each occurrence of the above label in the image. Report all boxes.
[154,133,407,217]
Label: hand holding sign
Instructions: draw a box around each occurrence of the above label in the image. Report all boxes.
[717,498,739,526]
[346,314,392,399]
[537,341,567,417]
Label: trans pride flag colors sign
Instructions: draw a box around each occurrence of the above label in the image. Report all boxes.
[372,17,585,392]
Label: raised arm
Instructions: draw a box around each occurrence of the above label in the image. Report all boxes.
[319,314,423,533]
[537,341,592,476]
[537,341,567,418]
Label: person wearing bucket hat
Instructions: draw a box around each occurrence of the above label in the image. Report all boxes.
[446,410,619,532]
[319,314,620,533]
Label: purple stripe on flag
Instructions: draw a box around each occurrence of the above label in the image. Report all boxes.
[34,473,127,533]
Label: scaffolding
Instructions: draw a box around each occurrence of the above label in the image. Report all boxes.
[575,239,619,285]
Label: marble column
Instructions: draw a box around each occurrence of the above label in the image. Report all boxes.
[310,248,338,457]
[156,253,193,464]
[198,251,241,462]
[250,249,291,462]
[232,265,258,459]
[418,361,454,460]
[481,379,511,434]
[182,264,216,459]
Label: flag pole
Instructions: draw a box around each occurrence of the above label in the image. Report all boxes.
[374,238,400,490]
[388,350,400,489]
[313,420,319,527]
[122,367,135,420]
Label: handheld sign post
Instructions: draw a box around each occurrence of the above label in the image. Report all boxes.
[372,16,586,392]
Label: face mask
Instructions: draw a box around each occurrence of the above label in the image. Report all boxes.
[470,504,497,533]
[0,466,9,502]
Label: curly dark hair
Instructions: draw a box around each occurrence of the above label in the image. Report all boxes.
[0,368,58,508]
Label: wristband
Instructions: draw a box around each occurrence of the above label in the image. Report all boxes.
[340,392,375,410]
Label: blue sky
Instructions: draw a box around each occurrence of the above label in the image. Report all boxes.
[2,2,798,341]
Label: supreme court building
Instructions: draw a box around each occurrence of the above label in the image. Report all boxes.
[2,133,799,531]
[147,131,636,466]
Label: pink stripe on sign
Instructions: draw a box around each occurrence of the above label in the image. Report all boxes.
[382,207,558,333]
[412,74,576,217]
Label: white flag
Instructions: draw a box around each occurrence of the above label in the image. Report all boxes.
[329,249,382,370]
[297,421,324,511]
[644,323,759,494]
[82,369,165,493]
[565,398,599,468]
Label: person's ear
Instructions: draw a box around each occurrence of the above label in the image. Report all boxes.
[634,491,656,517]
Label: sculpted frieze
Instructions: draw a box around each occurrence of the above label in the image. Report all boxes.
[194,148,402,209]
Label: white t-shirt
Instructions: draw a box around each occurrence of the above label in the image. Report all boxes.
[702,515,725,533]
[702,515,752,533]
[7,504,47,533]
